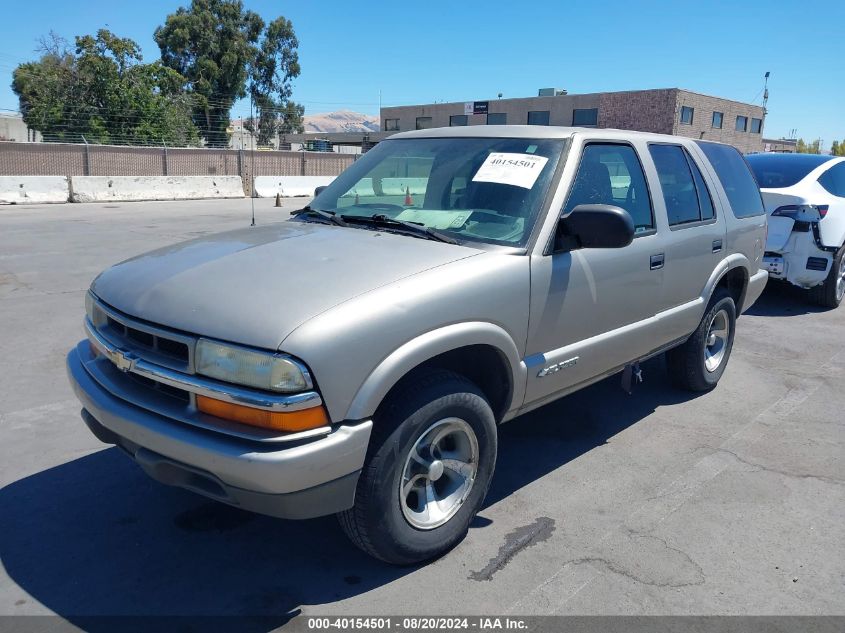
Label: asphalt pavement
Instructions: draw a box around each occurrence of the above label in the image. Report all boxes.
[0,198,842,625]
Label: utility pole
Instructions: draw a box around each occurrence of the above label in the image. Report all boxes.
[762,71,770,118]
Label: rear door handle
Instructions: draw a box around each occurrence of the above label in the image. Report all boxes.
[650,253,665,270]
[712,239,723,253]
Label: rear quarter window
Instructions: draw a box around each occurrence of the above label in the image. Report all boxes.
[696,141,765,218]
[746,153,835,188]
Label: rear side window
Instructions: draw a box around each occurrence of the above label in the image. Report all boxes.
[649,144,713,226]
[745,153,835,188]
[818,162,845,197]
[687,151,715,220]
[696,141,765,218]
[564,143,654,232]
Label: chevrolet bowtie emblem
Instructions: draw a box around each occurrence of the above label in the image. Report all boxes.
[107,348,138,373]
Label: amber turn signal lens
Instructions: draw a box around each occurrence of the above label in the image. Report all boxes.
[196,395,329,432]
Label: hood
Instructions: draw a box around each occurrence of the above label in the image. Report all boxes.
[92,220,480,350]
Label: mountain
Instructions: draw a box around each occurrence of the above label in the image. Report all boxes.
[303,110,380,133]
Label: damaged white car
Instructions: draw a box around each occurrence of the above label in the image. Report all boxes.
[746,153,845,307]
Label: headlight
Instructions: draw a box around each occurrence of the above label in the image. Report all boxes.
[85,291,106,326]
[195,338,311,393]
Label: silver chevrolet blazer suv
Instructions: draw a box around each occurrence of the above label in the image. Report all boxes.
[67,126,768,564]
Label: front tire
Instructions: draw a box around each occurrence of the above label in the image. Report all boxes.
[338,370,497,565]
[808,244,845,309]
[667,288,736,392]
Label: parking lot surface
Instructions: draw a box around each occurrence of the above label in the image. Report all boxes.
[1,199,843,623]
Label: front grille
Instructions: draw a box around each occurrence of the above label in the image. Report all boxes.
[105,316,189,364]
[806,257,828,271]
[128,373,191,403]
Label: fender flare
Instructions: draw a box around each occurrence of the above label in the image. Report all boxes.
[344,321,527,422]
[701,254,752,312]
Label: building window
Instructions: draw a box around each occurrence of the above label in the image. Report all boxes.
[735,116,748,132]
[750,118,762,134]
[679,106,694,125]
[486,112,507,125]
[527,111,550,126]
[384,118,399,131]
[415,117,433,130]
[450,115,468,127]
[572,108,598,126]
[712,112,723,129]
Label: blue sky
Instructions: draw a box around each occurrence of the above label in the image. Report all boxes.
[0,0,842,147]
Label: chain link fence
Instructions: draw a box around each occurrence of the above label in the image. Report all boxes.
[0,142,357,195]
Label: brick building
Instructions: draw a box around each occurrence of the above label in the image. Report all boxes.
[380,88,765,153]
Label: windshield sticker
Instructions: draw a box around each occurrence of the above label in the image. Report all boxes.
[472,153,549,189]
[397,209,471,230]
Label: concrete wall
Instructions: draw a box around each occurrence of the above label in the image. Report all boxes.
[70,176,244,203]
[253,176,335,198]
[0,176,69,204]
[0,142,355,183]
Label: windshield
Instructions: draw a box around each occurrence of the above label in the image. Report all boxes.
[745,153,835,189]
[309,136,566,246]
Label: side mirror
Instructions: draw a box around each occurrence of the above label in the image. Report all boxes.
[314,185,328,197]
[555,204,635,251]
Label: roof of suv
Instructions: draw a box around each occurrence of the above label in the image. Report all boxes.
[390,125,732,146]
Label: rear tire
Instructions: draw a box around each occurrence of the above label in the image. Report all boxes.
[808,244,845,309]
[338,370,497,565]
[667,288,736,392]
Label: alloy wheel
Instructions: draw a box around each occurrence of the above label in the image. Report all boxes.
[400,418,479,530]
[704,309,730,372]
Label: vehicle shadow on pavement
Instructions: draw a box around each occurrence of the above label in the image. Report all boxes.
[1,357,697,627]
[744,280,831,317]
[486,355,695,509]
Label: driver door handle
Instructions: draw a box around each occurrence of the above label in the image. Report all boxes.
[650,253,665,270]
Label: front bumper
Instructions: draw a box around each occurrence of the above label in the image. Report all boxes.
[67,344,372,519]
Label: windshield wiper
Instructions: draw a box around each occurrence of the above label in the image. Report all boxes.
[291,206,348,227]
[340,214,459,245]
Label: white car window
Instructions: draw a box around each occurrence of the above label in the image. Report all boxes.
[819,163,845,198]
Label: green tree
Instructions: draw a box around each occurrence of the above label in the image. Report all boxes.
[831,140,845,157]
[12,30,199,146]
[277,100,305,135]
[795,138,821,154]
[155,0,301,147]
[244,98,304,146]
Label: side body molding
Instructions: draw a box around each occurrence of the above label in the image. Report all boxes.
[344,321,527,423]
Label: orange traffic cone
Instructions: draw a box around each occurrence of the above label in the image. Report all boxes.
[404,186,413,206]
